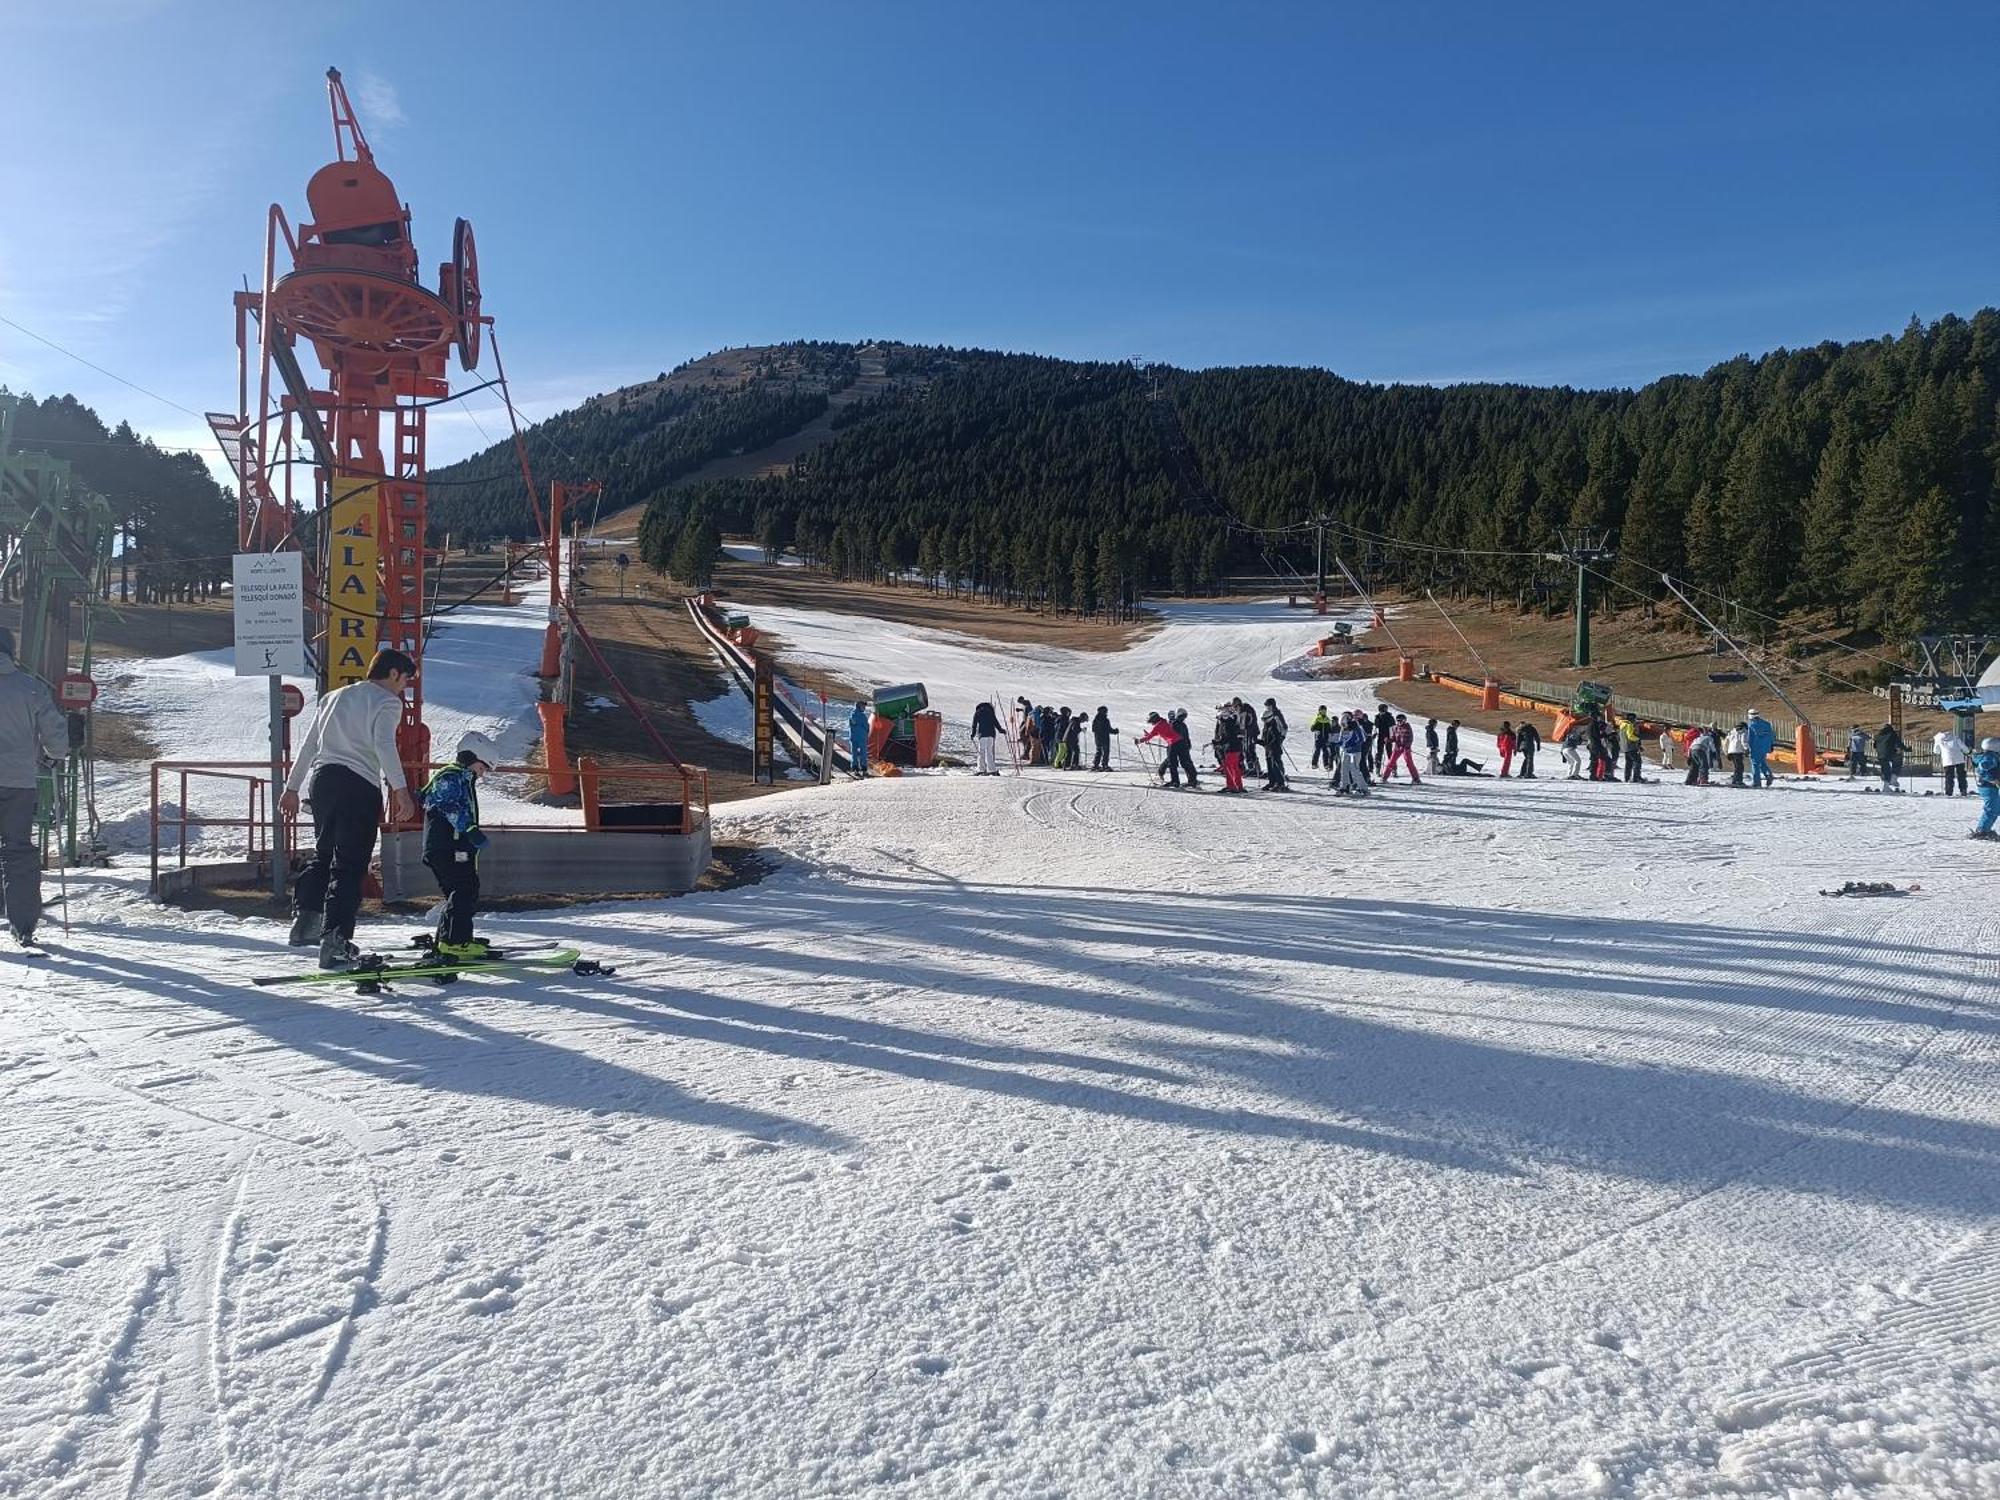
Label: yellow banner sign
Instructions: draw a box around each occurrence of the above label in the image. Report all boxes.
[326,478,379,689]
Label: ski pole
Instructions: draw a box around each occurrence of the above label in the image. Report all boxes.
[52,771,70,936]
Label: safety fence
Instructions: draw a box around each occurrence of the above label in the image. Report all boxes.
[148,757,708,898]
[685,595,856,777]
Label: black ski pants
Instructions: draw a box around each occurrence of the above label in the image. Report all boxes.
[1516,746,1535,777]
[1623,747,1642,782]
[1944,764,1968,796]
[0,786,42,936]
[1168,740,1200,786]
[292,764,383,941]
[1092,732,1111,771]
[425,849,481,945]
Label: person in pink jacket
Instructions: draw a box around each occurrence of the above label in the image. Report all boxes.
[1496,722,1517,779]
[1381,714,1421,783]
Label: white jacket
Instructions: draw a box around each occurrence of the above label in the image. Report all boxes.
[1933,731,1969,767]
[282,680,409,796]
[1725,728,1748,755]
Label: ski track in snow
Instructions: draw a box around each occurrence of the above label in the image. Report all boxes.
[2,593,1996,1496]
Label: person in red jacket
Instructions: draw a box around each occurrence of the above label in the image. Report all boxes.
[1496,721,1517,779]
[1136,711,1200,788]
[1381,713,1421,784]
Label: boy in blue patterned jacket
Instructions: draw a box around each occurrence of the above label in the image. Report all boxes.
[422,733,496,958]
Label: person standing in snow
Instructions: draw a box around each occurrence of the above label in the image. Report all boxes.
[1656,724,1675,771]
[421,732,495,959]
[0,626,68,946]
[1560,723,1586,779]
[1515,718,1539,778]
[1309,706,1333,770]
[1745,709,1777,789]
[1090,706,1114,771]
[1845,724,1868,780]
[1620,715,1644,783]
[1372,705,1395,773]
[1382,713,1420,784]
[1213,705,1246,794]
[1261,698,1289,790]
[280,648,420,970]
[1168,709,1201,787]
[1723,723,1748,786]
[1496,721,1516,779]
[970,700,1001,776]
[1336,713,1371,795]
[1934,726,1970,797]
[1061,711,1085,771]
[849,701,872,778]
[1873,722,1906,792]
[1423,718,1441,776]
[1051,707,1074,768]
[1236,700,1261,779]
[1443,719,1461,773]
[1970,737,2000,840]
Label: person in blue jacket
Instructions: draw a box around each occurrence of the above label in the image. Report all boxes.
[422,732,495,959]
[1745,709,1778,789]
[1971,736,2000,840]
[849,702,871,777]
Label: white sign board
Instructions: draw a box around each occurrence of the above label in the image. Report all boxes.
[232,551,307,677]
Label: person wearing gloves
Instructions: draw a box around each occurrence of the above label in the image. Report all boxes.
[0,626,69,946]
[1090,706,1115,772]
[1212,704,1247,794]
[1933,725,1970,797]
[1873,721,1906,792]
[1260,698,1289,791]
[280,648,419,970]
[1745,709,1777,789]
[1845,724,1868,779]
[1724,723,1749,786]
[422,732,496,959]
[1971,737,2000,840]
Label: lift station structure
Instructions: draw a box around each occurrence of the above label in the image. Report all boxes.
[208,67,485,790]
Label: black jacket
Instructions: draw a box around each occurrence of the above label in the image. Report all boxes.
[971,702,1000,737]
[1092,708,1113,740]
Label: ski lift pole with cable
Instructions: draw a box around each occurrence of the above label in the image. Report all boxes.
[1424,588,1490,677]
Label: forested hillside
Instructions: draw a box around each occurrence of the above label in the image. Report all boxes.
[1,391,235,600]
[451,313,2000,642]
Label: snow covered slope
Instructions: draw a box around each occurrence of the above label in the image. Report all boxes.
[4,598,1997,1498]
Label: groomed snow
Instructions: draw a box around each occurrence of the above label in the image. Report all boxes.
[4,596,1997,1498]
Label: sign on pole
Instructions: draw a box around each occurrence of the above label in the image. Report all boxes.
[753,660,775,785]
[232,551,307,678]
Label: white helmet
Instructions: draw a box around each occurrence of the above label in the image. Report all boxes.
[1983,737,2000,754]
[456,732,499,768]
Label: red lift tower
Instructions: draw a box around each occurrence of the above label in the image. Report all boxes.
[209,67,484,792]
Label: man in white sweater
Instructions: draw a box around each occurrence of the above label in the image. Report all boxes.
[280,649,419,968]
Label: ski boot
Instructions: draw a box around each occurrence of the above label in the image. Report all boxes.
[317,932,362,972]
[288,909,325,948]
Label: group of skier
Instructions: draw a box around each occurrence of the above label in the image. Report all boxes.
[997,700,1117,774]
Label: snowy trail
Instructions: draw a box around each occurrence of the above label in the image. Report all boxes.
[3,597,1996,1496]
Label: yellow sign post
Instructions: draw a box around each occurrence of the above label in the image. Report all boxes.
[325,478,379,689]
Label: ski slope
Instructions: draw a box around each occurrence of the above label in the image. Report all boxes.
[3,594,1997,1498]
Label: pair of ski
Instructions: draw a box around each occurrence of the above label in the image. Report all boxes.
[253,936,614,992]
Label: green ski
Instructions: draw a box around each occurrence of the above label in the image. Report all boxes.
[253,947,595,989]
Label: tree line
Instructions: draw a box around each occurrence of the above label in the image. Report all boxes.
[2,391,236,602]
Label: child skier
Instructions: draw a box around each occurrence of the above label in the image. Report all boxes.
[422,732,496,959]
[1971,737,2000,840]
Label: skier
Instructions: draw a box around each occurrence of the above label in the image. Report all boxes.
[1168,709,1201,787]
[1586,714,1613,782]
[1971,737,2000,840]
[1372,705,1395,773]
[1382,713,1420,784]
[1620,715,1644,783]
[1137,712,1199,789]
[1090,706,1114,772]
[1424,718,1441,776]
[1236,700,1261,779]
[1061,711,1085,771]
[1515,719,1539,778]
[1560,722,1586,779]
[1014,698,1035,765]
[849,701,872,777]
[970,700,1001,775]
[280,648,420,970]
[1656,723,1675,771]
[422,732,496,959]
[1872,721,1906,792]
[1496,721,1516,779]
[1213,704,1246,793]
[1052,708,1074,768]
[1309,706,1333,770]
[1724,722,1748,786]
[1933,726,1969,797]
[1336,713,1371,795]
[1745,709,1776,789]
[1845,724,1868,780]
[0,625,69,946]
[1261,698,1289,790]
[1035,704,1055,765]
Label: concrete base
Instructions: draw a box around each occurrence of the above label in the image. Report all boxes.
[378,819,713,902]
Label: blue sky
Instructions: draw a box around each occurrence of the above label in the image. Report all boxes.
[3,1,1995,476]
